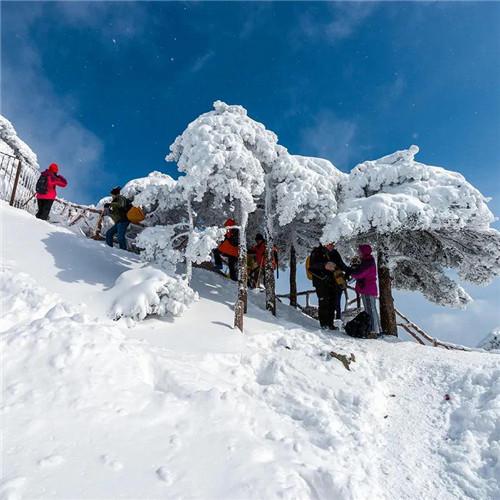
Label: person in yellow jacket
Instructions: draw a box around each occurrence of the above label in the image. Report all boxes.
[213,218,239,281]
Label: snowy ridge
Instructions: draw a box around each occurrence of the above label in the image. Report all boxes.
[1,203,499,499]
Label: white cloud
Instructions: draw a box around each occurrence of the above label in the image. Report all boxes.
[0,2,154,203]
[299,111,358,169]
[189,51,215,74]
[2,49,105,204]
[55,2,149,41]
[395,278,500,348]
[300,3,377,44]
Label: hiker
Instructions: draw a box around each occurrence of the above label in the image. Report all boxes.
[247,233,278,287]
[350,244,381,337]
[213,218,239,281]
[104,187,129,250]
[35,163,67,220]
[308,242,349,330]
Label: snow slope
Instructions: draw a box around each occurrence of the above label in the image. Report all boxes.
[1,202,499,500]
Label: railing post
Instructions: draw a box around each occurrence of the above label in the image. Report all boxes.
[9,158,22,206]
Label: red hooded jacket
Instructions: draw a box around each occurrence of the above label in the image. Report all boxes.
[36,170,68,200]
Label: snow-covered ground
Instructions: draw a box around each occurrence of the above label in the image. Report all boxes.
[1,202,499,500]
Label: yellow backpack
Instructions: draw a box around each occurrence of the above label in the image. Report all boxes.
[305,256,313,280]
[127,206,145,224]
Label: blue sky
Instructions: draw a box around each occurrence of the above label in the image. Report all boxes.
[2,2,499,208]
[2,1,499,345]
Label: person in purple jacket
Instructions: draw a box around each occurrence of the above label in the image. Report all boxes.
[351,244,381,337]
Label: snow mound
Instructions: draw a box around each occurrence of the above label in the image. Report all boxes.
[440,369,500,498]
[2,202,500,499]
[1,267,154,414]
[107,267,197,321]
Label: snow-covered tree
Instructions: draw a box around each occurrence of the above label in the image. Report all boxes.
[478,328,500,352]
[272,154,346,306]
[167,100,278,330]
[0,114,38,170]
[323,145,500,335]
[136,224,227,277]
[0,114,38,206]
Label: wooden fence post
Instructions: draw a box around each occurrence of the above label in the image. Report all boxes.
[9,159,22,206]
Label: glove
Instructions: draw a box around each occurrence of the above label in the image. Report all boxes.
[104,203,111,208]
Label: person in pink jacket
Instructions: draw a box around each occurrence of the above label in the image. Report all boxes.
[35,163,67,220]
[351,244,381,336]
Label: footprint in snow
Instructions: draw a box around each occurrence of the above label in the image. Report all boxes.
[168,435,180,450]
[38,455,65,467]
[156,466,173,485]
[99,454,123,471]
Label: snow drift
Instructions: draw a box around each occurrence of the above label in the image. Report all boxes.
[1,202,499,500]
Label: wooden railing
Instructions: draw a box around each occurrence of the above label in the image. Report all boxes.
[53,198,105,238]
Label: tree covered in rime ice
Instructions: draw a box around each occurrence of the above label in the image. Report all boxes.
[323,145,500,335]
[167,100,280,330]
[270,154,346,306]
[0,114,38,170]
[478,329,500,351]
[136,102,347,319]
[0,114,39,203]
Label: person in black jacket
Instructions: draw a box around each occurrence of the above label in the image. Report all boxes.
[309,242,349,329]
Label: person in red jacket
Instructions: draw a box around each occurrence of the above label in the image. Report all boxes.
[213,218,239,281]
[35,163,67,220]
[248,233,278,287]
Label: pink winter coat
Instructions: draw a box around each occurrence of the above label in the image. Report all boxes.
[36,170,68,200]
[352,244,378,297]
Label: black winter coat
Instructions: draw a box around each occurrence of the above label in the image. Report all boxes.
[309,246,348,291]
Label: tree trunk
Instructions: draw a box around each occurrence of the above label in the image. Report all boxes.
[264,244,276,315]
[185,197,194,283]
[264,174,276,316]
[377,250,398,336]
[234,209,248,332]
[289,244,297,308]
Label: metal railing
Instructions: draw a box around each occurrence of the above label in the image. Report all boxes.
[0,150,39,211]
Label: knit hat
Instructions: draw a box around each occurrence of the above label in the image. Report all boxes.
[110,186,121,196]
[224,218,236,227]
[48,163,59,173]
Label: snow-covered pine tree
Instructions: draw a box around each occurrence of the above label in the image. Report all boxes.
[167,100,273,331]
[272,154,346,306]
[322,145,500,335]
[478,328,500,351]
[0,114,39,205]
[0,114,38,170]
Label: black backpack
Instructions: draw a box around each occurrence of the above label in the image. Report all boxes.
[35,173,48,194]
[344,311,371,338]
